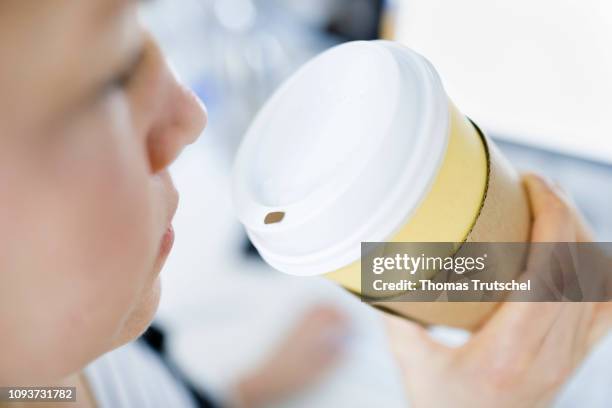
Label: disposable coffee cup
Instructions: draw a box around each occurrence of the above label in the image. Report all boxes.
[232,41,531,329]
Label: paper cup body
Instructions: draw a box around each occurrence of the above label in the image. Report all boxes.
[232,41,531,329]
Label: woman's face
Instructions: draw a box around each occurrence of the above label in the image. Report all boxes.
[0,0,206,383]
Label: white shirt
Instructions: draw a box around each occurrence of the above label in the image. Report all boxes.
[85,341,199,408]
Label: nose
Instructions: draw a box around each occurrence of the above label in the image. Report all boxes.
[141,36,207,174]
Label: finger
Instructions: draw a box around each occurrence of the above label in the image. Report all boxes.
[514,175,577,299]
[515,242,585,303]
[537,303,593,367]
[551,180,595,242]
[471,174,573,348]
[521,176,598,302]
[523,173,576,243]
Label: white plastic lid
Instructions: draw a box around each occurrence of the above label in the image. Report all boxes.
[232,41,450,276]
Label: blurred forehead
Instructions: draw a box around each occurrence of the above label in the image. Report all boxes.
[0,0,139,131]
[0,0,131,36]
[0,0,129,23]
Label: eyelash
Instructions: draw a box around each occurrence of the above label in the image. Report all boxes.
[97,48,146,103]
[108,68,135,92]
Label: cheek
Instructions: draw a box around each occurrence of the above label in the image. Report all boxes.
[0,99,161,382]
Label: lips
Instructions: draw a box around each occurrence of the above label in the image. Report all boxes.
[158,224,175,259]
[156,172,179,263]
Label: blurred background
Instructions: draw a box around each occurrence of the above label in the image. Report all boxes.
[138,1,612,406]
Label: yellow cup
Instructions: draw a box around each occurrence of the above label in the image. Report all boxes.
[324,100,530,329]
[326,102,489,291]
[233,41,531,330]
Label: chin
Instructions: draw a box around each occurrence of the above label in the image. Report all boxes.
[113,277,162,349]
